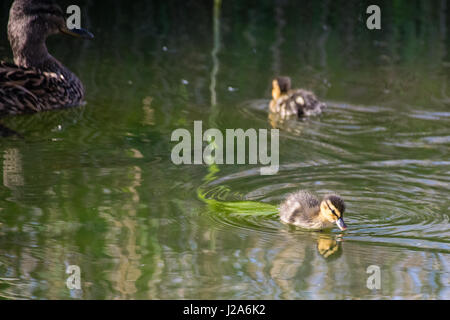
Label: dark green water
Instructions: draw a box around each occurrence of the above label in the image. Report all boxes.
[0,0,449,299]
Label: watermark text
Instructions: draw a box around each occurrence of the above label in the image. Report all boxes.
[171,121,279,175]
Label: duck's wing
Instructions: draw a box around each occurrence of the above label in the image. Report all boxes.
[0,61,61,115]
[0,85,43,115]
[0,61,46,87]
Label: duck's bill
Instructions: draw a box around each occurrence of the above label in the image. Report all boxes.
[60,26,94,40]
[336,218,347,231]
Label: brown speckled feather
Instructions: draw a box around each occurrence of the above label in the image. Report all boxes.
[0,61,84,116]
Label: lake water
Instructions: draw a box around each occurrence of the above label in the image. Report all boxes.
[0,0,448,299]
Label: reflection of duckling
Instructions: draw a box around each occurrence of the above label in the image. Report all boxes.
[279,191,347,231]
[269,77,326,118]
[317,235,341,259]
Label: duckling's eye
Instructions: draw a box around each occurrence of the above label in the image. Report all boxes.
[325,202,340,218]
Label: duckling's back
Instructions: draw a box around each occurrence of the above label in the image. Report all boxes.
[287,89,326,117]
[279,190,321,225]
[270,89,326,119]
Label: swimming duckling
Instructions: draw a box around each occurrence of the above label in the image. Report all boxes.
[269,77,326,119]
[0,0,94,116]
[279,191,347,231]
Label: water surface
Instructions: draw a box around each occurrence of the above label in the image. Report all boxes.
[0,0,449,299]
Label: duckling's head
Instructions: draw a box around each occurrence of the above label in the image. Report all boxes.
[319,195,347,231]
[272,76,291,100]
[8,0,94,67]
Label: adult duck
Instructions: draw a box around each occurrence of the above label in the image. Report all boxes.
[0,0,93,116]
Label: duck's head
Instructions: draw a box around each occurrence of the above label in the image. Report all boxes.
[320,195,347,231]
[8,0,94,67]
[272,76,291,100]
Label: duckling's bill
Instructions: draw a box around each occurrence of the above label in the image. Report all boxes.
[336,218,347,231]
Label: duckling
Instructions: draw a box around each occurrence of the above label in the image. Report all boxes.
[269,77,326,119]
[0,0,94,116]
[279,190,347,231]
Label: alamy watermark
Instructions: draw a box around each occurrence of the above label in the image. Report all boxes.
[366,265,381,290]
[366,5,381,30]
[66,265,81,290]
[66,5,81,29]
[171,121,279,175]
